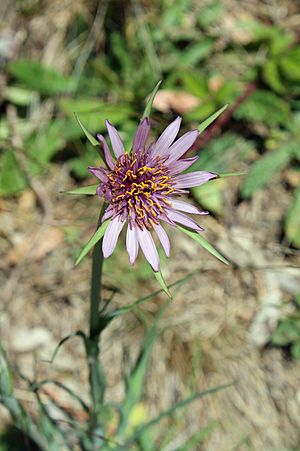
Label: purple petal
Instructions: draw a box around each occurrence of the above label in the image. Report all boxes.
[166,129,199,163]
[102,217,125,258]
[166,209,204,232]
[96,134,115,170]
[88,166,108,182]
[152,116,182,157]
[167,157,198,175]
[171,199,208,215]
[154,224,170,257]
[106,120,125,159]
[174,171,218,188]
[132,118,150,153]
[126,225,139,265]
[137,228,160,271]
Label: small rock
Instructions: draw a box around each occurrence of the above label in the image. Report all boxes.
[11,327,53,353]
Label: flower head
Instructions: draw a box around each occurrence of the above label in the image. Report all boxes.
[89,116,218,271]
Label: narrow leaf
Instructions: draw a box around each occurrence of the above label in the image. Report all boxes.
[108,272,195,320]
[154,268,172,298]
[75,220,110,265]
[198,104,228,134]
[45,331,86,364]
[32,379,89,413]
[142,80,162,119]
[178,226,229,265]
[127,383,233,444]
[63,184,98,195]
[74,113,99,146]
[219,171,246,178]
[120,301,171,435]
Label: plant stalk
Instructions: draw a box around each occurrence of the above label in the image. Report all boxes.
[87,204,107,443]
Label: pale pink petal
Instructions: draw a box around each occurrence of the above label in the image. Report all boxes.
[167,157,198,175]
[166,129,199,163]
[96,134,115,170]
[171,199,208,215]
[132,118,150,153]
[88,166,108,182]
[102,217,125,258]
[166,209,204,231]
[174,171,218,188]
[106,120,125,158]
[152,117,182,157]
[137,228,160,271]
[154,224,170,256]
[126,225,139,265]
[101,207,114,222]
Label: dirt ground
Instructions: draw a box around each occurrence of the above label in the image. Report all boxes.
[1,0,300,450]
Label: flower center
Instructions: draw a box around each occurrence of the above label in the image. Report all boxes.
[105,153,174,227]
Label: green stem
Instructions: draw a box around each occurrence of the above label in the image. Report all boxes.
[87,204,107,443]
[89,208,105,339]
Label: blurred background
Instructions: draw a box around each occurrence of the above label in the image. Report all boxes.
[0,0,300,449]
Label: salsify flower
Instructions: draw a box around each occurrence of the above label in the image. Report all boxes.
[88,116,218,271]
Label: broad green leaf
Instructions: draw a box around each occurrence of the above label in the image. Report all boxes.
[234,90,290,126]
[59,98,132,134]
[241,145,293,198]
[24,121,66,165]
[285,186,300,248]
[180,39,214,67]
[292,341,300,360]
[154,268,172,298]
[75,220,110,265]
[198,105,228,134]
[4,86,36,105]
[7,60,72,95]
[63,184,98,195]
[178,226,229,265]
[74,113,99,146]
[180,71,208,98]
[280,48,300,82]
[271,319,300,346]
[0,150,27,196]
[263,59,285,94]
[142,80,162,119]
[185,101,216,122]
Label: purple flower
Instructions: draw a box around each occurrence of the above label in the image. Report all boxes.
[89,117,218,271]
